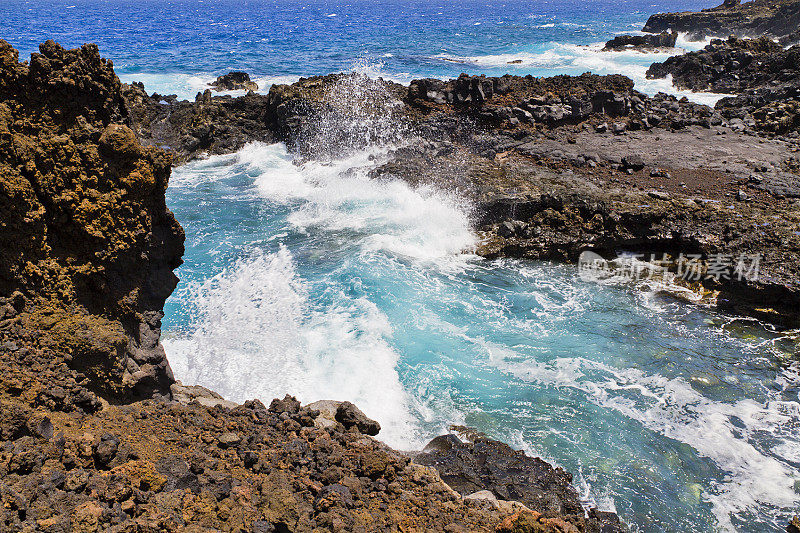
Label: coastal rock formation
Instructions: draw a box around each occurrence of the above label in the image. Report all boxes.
[124,67,800,326]
[0,39,184,403]
[209,71,258,92]
[603,31,677,51]
[263,72,410,157]
[415,432,622,531]
[647,37,799,94]
[0,393,521,532]
[642,0,800,41]
[647,36,800,134]
[123,82,276,164]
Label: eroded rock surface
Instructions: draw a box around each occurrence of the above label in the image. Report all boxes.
[603,31,677,51]
[210,71,258,92]
[642,0,800,41]
[0,39,184,402]
[647,36,800,135]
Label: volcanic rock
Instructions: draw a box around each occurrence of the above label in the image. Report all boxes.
[603,31,677,51]
[210,71,258,92]
[643,0,800,41]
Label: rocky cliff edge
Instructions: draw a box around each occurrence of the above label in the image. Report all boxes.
[0,39,184,405]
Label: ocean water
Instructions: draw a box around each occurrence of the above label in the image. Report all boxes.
[4,0,800,531]
[3,0,732,104]
[159,138,800,532]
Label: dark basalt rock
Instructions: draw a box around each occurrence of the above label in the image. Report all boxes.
[334,401,381,436]
[647,36,800,134]
[406,73,718,135]
[123,82,276,164]
[603,31,677,51]
[415,432,623,531]
[209,70,258,92]
[647,37,798,94]
[643,0,800,41]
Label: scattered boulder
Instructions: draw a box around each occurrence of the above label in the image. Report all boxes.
[217,432,242,448]
[171,382,238,409]
[622,154,645,170]
[335,401,381,436]
[93,433,119,467]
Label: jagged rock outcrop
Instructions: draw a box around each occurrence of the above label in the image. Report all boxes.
[406,73,720,135]
[0,39,184,403]
[209,71,258,92]
[642,0,800,41]
[415,432,622,532]
[603,31,677,51]
[647,37,799,94]
[647,36,800,134]
[123,82,275,164]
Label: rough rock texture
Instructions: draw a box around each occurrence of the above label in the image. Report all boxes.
[209,71,258,92]
[334,402,381,437]
[404,73,723,138]
[414,433,622,533]
[642,0,800,41]
[123,82,275,164]
[647,37,799,94]
[0,394,521,532]
[647,36,800,135]
[0,39,184,402]
[603,31,677,51]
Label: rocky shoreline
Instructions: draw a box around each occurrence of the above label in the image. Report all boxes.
[126,65,800,328]
[2,0,800,529]
[642,0,800,42]
[0,40,624,532]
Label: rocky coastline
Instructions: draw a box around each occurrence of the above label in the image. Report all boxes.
[0,40,624,532]
[642,0,800,42]
[2,0,800,528]
[126,64,800,328]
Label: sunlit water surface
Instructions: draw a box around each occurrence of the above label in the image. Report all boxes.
[162,142,800,533]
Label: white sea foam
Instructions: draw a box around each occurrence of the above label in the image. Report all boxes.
[117,72,301,101]
[166,139,477,448]
[491,355,800,531]
[432,34,732,105]
[164,245,425,448]
[229,142,476,263]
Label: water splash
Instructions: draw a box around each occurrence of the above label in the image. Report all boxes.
[295,69,412,159]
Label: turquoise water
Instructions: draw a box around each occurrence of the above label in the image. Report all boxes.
[161,140,800,532]
[4,0,798,529]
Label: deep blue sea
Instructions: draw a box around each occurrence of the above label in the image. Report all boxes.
[3,1,800,531]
